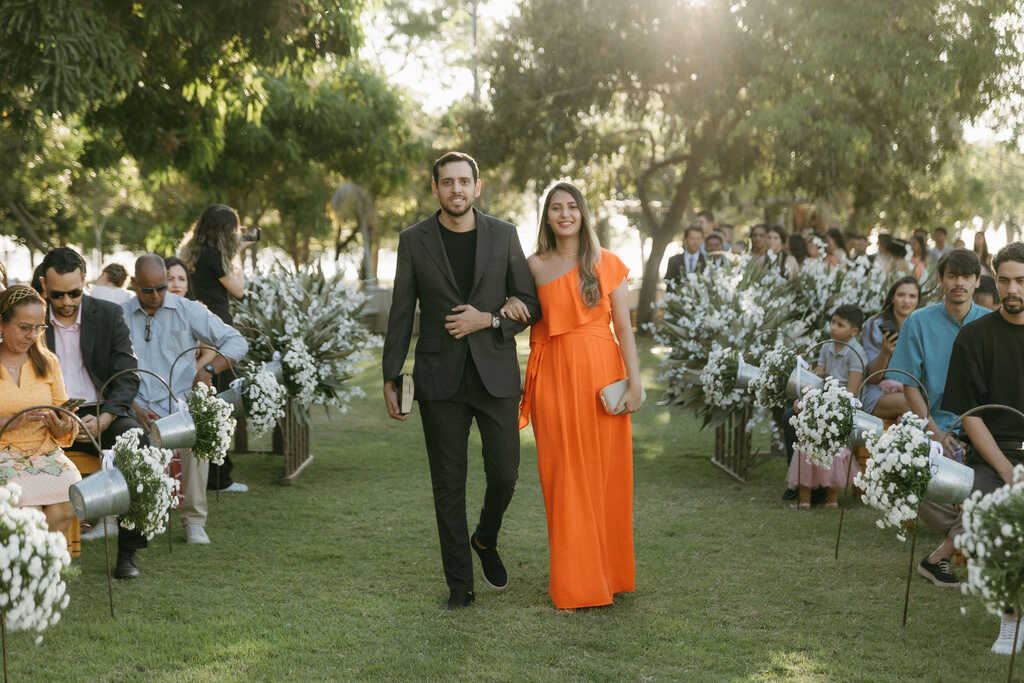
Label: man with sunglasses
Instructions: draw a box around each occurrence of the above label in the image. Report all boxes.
[37,247,148,578]
[123,254,247,546]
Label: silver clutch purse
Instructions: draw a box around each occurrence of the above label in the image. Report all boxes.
[599,379,645,415]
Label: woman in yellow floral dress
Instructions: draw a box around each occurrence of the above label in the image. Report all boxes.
[0,286,80,532]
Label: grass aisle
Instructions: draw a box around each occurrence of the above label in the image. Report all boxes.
[23,340,1005,681]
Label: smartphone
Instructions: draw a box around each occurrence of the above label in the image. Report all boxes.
[878,319,898,336]
[241,227,261,242]
[60,398,86,411]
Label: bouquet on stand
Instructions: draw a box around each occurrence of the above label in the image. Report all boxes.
[0,484,70,640]
[699,346,744,414]
[112,429,179,539]
[956,465,1024,617]
[750,344,799,410]
[853,413,933,541]
[789,377,860,468]
[186,383,237,465]
[234,362,288,437]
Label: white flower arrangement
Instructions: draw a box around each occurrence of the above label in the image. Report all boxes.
[232,264,379,413]
[853,413,933,541]
[699,346,744,411]
[186,383,236,465]
[955,465,1024,616]
[112,429,179,540]
[749,344,798,410]
[787,256,888,341]
[0,484,70,638]
[240,365,287,438]
[789,377,860,468]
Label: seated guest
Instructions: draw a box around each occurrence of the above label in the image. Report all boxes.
[930,226,952,264]
[0,286,80,533]
[748,224,769,260]
[664,226,706,288]
[824,228,848,268]
[942,242,1024,654]
[717,223,735,250]
[123,255,248,545]
[788,234,808,267]
[764,226,799,279]
[37,247,148,578]
[704,232,726,266]
[974,275,999,310]
[90,263,134,305]
[910,235,929,279]
[860,276,921,419]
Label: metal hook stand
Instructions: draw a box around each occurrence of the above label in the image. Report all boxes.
[0,406,111,617]
[98,368,177,554]
[168,346,237,503]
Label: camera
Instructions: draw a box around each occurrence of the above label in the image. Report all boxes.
[241,227,261,242]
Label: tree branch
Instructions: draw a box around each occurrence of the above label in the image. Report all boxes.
[7,201,50,252]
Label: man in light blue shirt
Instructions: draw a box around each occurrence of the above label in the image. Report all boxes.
[123,254,248,545]
[887,248,987,587]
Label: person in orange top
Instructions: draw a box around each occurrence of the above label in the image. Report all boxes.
[0,286,80,532]
[503,181,642,610]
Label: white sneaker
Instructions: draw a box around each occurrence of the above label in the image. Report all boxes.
[184,524,211,545]
[223,482,249,493]
[991,613,1024,654]
[81,517,118,541]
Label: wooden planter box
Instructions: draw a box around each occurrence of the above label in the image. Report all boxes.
[232,398,313,485]
[712,405,756,481]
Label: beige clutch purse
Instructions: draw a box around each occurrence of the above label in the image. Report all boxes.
[599,379,645,415]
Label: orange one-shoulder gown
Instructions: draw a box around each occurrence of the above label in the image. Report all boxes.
[519,249,635,609]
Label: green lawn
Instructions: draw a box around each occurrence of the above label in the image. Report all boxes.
[20,340,1010,681]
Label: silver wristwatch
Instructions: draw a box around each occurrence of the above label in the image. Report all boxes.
[491,314,501,329]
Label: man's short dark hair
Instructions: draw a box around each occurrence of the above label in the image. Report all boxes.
[832,304,864,330]
[432,151,479,184]
[40,247,87,278]
[101,263,128,287]
[933,226,948,237]
[684,225,703,239]
[696,209,714,222]
[937,248,981,279]
[993,242,1024,274]
[750,223,769,236]
[705,232,724,248]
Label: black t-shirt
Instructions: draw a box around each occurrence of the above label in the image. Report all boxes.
[192,246,232,323]
[438,224,477,300]
[942,310,1024,441]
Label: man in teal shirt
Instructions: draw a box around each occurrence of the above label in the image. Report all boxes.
[887,248,987,586]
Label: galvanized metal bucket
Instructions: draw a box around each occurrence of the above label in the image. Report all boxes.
[735,357,762,390]
[264,359,284,385]
[925,452,975,505]
[150,409,197,450]
[785,366,823,399]
[848,411,885,448]
[69,468,131,521]
[216,385,246,418]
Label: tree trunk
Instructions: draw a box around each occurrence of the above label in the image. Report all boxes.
[635,228,674,329]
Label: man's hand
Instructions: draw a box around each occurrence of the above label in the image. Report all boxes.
[445,305,491,339]
[383,380,409,422]
[75,413,114,443]
[132,402,155,433]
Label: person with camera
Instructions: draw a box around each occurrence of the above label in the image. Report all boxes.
[178,204,257,494]
[859,276,921,420]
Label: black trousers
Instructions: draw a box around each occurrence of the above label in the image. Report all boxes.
[73,414,149,552]
[418,358,520,594]
[207,371,235,490]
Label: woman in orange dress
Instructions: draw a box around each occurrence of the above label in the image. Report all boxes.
[503,182,642,610]
[0,286,80,532]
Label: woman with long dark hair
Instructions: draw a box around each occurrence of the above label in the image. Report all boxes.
[502,181,640,610]
[860,276,921,418]
[764,225,799,279]
[973,232,994,277]
[178,205,254,493]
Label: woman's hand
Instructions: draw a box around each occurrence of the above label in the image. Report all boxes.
[42,409,75,439]
[500,296,530,323]
[615,381,644,414]
[880,331,899,357]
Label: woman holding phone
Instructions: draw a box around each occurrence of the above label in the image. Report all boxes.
[0,286,80,532]
[859,276,921,418]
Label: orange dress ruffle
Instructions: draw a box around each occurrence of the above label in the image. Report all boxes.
[520,249,635,609]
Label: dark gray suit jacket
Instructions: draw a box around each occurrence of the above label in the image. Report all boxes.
[382,209,541,401]
[44,295,140,417]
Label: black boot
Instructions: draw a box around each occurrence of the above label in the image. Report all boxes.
[114,549,140,579]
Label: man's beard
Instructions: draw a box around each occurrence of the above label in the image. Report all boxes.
[441,197,474,218]
[1002,295,1024,314]
[54,303,79,319]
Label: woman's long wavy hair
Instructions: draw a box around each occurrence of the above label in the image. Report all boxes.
[0,285,50,378]
[878,275,921,329]
[536,182,602,307]
[178,204,241,275]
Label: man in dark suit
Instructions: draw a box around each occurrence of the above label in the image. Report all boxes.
[382,152,540,609]
[664,225,708,288]
[37,247,147,579]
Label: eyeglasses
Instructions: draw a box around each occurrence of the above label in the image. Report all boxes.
[15,323,47,337]
[47,288,83,301]
[144,315,153,342]
[138,283,168,296]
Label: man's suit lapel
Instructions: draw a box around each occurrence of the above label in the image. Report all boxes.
[79,297,97,373]
[468,211,491,299]
[422,215,461,294]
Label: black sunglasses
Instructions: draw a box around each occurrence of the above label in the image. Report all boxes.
[47,288,83,300]
[138,283,168,296]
